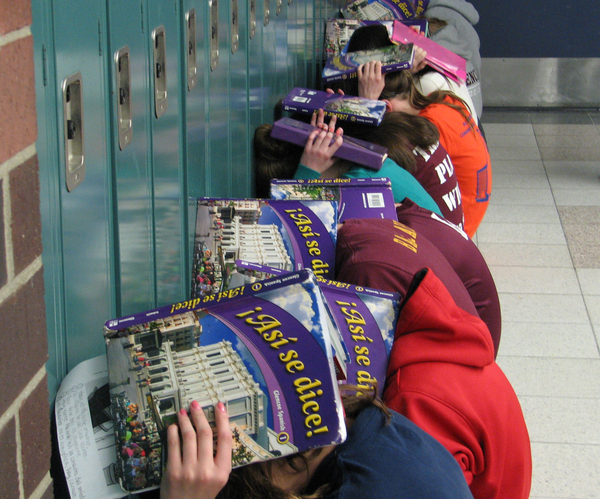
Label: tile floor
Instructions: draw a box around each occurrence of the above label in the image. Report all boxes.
[477,108,600,499]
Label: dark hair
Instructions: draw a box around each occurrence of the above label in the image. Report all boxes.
[253,124,304,198]
[340,111,439,173]
[324,24,392,96]
[216,385,388,499]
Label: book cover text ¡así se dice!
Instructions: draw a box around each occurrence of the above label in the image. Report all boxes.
[191,198,338,300]
[104,270,347,494]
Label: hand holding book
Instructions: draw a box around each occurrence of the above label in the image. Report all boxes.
[161,401,232,499]
[299,112,344,175]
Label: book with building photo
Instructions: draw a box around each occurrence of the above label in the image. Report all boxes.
[104,269,347,495]
[282,87,387,126]
[322,42,415,84]
[270,177,398,222]
[270,117,389,171]
[191,198,338,300]
[341,0,416,21]
[232,261,401,396]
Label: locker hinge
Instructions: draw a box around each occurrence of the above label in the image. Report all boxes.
[98,21,103,56]
[42,44,48,87]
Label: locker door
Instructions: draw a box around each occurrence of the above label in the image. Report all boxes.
[146,0,187,307]
[35,0,114,386]
[261,0,278,117]
[181,0,207,297]
[106,0,154,316]
[273,0,290,107]
[247,0,267,195]
[229,0,251,198]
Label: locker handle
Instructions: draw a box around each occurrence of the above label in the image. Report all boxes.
[231,0,239,54]
[115,46,133,150]
[185,9,198,90]
[62,72,85,192]
[249,0,256,39]
[276,0,282,15]
[210,0,219,71]
[264,0,270,26]
[152,26,168,118]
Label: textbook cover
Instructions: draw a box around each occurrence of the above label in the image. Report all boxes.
[282,87,387,126]
[104,270,347,494]
[390,20,467,84]
[315,277,401,396]
[270,177,398,222]
[271,117,388,170]
[341,0,416,21]
[191,198,338,300]
[322,43,415,84]
[231,263,401,397]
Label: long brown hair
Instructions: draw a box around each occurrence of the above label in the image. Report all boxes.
[216,384,388,499]
[380,70,474,128]
[339,111,439,173]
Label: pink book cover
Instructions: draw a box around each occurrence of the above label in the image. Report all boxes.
[390,20,467,84]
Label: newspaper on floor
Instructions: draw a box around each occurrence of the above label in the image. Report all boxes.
[54,354,128,499]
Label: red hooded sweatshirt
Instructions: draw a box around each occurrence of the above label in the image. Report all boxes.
[384,268,531,499]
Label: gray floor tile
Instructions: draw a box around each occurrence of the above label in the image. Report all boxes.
[562,224,600,245]
[584,295,600,325]
[536,134,600,149]
[488,159,545,174]
[529,442,600,498]
[487,187,556,206]
[492,172,550,190]
[489,266,581,295]
[482,204,560,224]
[498,322,599,359]
[498,293,588,324]
[577,269,600,295]
[481,113,535,128]
[568,244,600,269]
[486,134,539,149]
[477,223,567,245]
[520,396,600,444]
[541,147,600,162]
[529,110,595,125]
[544,161,600,190]
[533,123,600,136]
[478,242,573,268]
[489,146,542,161]
[496,356,600,398]
[558,206,600,224]
[552,189,600,206]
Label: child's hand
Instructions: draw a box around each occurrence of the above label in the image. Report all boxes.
[160,401,233,499]
[409,46,428,74]
[357,61,385,100]
[301,114,343,174]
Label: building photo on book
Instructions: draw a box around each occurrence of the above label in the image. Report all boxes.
[103,270,346,495]
[322,43,415,84]
[282,87,387,125]
[191,198,338,299]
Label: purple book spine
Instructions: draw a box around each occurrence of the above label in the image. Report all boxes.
[271,118,387,170]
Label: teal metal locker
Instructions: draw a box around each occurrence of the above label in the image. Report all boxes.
[33,0,115,395]
[106,0,155,316]
[229,0,252,199]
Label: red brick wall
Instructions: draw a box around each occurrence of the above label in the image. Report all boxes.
[0,0,53,498]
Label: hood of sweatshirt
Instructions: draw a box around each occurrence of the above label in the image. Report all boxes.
[387,268,494,374]
[426,0,479,25]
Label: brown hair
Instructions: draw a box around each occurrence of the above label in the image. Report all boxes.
[339,111,439,173]
[253,124,304,198]
[216,384,388,499]
[380,70,473,127]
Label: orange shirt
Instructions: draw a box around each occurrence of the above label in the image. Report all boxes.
[419,97,491,237]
